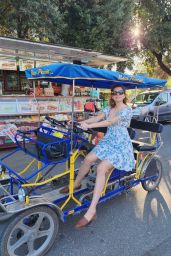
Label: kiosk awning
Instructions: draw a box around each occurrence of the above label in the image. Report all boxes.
[0,36,127,67]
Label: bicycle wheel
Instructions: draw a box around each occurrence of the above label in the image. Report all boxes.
[0,205,59,256]
[141,156,162,192]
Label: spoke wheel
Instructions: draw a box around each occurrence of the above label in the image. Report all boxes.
[141,156,162,192]
[0,206,59,256]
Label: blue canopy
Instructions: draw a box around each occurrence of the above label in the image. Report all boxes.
[25,63,166,89]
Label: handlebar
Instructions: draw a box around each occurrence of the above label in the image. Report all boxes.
[45,116,67,128]
[72,121,95,134]
[45,116,95,135]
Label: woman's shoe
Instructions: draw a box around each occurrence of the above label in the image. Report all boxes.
[75,213,97,229]
[59,184,82,194]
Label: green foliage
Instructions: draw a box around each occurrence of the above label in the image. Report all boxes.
[55,0,99,48]
[0,0,63,41]
[138,0,171,49]
[135,0,171,76]
[56,0,135,70]
[91,0,134,56]
[0,0,170,76]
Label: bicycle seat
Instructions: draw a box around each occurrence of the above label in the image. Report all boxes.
[132,141,156,152]
[80,141,95,152]
[135,145,156,151]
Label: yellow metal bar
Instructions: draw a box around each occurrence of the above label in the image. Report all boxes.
[134,127,157,179]
[38,161,42,169]
[34,161,43,182]
[74,151,85,161]
[88,134,93,143]
[60,195,71,210]
[69,152,76,195]
[60,150,82,209]
[66,160,69,172]
[25,196,30,205]
[60,194,81,210]
[35,172,43,183]
[101,169,113,196]
[19,159,36,175]
[135,152,140,179]
[78,151,86,158]
[151,132,157,145]
[135,152,152,179]
[71,194,82,205]
[22,170,70,188]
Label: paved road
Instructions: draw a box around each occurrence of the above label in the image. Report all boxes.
[0,122,171,256]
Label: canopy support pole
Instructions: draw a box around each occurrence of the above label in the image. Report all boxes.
[71,79,75,151]
[60,79,82,210]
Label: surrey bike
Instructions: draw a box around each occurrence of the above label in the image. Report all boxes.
[0,62,166,256]
[0,114,163,256]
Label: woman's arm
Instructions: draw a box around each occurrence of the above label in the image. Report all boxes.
[132,106,149,115]
[81,116,118,129]
[80,111,105,124]
[81,107,132,129]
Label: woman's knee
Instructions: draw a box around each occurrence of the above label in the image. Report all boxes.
[96,162,112,175]
[84,153,96,165]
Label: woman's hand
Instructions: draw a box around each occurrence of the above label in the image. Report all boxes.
[80,122,91,130]
[78,120,88,128]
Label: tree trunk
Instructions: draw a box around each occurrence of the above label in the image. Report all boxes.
[151,50,171,76]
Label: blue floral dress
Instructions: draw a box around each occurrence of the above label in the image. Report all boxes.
[92,106,135,172]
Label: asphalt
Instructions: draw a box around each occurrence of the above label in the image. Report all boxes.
[0,122,171,256]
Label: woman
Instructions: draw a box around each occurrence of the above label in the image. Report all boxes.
[61,85,135,229]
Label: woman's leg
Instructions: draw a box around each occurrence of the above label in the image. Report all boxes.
[84,160,113,221]
[74,152,98,188]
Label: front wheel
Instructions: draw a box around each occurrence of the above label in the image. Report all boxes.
[141,156,162,192]
[0,206,59,256]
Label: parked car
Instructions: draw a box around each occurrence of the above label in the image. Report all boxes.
[132,89,171,121]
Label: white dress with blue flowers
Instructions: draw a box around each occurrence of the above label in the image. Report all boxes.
[92,106,135,172]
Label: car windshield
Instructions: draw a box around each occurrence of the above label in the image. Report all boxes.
[133,92,159,105]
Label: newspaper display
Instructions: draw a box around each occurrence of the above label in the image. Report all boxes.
[0,122,38,146]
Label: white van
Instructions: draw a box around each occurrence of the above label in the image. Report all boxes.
[132,89,171,121]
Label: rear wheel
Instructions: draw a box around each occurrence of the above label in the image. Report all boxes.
[141,156,162,192]
[0,206,59,256]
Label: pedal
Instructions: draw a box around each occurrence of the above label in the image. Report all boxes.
[87,172,96,183]
[79,191,93,203]
[88,176,96,182]
[86,180,95,190]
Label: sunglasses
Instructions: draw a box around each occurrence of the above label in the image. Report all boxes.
[111,90,124,96]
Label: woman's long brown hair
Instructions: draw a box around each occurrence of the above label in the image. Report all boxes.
[109,84,128,108]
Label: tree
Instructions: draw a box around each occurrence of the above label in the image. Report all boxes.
[91,0,135,71]
[55,0,135,70]
[0,0,63,42]
[56,0,101,48]
[132,0,171,76]
[1,0,170,75]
